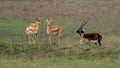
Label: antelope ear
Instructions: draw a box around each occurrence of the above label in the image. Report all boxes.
[36,18,41,22]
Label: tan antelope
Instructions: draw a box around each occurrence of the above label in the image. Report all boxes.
[76,18,102,46]
[25,18,42,43]
[46,19,63,45]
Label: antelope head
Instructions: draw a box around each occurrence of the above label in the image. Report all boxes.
[46,19,52,26]
[35,18,42,25]
[76,17,89,34]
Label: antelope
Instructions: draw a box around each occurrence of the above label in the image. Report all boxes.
[76,18,102,46]
[25,18,42,43]
[46,19,63,45]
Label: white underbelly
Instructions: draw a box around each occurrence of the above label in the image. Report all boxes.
[27,31,34,34]
[52,32,57,34]
[34,31,38,33]
[80,39,98,45]
[90,40,98,43]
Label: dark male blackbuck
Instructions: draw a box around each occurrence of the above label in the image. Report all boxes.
[76,18,102,46]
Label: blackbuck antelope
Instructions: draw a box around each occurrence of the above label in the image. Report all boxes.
[76,18,102,46]
[25,18,42,43]
[46,19,63,45]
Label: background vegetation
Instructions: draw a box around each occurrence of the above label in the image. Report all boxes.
[0,0,120,68]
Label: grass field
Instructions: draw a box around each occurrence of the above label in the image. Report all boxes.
[0,0,120,68]
[0,59,120,68]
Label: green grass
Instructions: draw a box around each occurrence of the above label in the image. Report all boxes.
[0,59,120,68]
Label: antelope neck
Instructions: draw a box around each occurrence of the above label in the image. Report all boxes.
[47,24,50,34]
[35,23,40,29]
